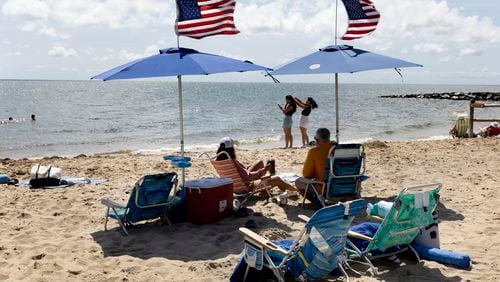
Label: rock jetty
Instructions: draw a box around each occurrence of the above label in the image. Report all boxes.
[380,92,500,101]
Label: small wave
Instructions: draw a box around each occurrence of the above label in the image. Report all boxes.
[133,143,220,155]
[416,135,450,141]
[237,135,282,145]
[402,122,434,130]
[381,130,397,135]
[104,128,121,133]
[133,148,176,155]
[342,137,374,144]
[54,129,78,133]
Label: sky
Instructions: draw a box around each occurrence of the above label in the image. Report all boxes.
[1,0,500,84]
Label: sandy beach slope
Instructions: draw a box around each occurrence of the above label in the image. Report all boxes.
[0,138,499,281]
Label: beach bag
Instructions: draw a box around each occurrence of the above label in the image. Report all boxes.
[0,174,10,184]
[29,164,62,188]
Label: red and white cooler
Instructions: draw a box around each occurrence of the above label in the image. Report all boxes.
[184,177,233,224]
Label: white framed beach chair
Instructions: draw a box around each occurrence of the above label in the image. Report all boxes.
[230,199,367,282]
[303,144,367,208]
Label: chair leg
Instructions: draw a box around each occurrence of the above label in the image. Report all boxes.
[243,264,250,282]
[337,262,350,282]
[162,214,173,226]
[346,239,378,276]
[237,193,252,209]
[408,245,421,262]
[104,207,110,231]
[118,219,129,236]
[302,186,309,209]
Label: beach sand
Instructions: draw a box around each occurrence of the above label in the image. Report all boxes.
[0,138,499,281]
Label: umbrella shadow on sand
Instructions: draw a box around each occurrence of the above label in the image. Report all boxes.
[91,212,293,262]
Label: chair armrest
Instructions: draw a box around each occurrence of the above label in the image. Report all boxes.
[261,175,272,180]
[367,215,384,221]
[197,152,211,159]
[298,214,310,222]
[101,198,126,209]
[239,227,288,255]
[348,230,373,241]
[300,178,324,185]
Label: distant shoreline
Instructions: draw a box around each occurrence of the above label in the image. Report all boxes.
[2,79,500,86]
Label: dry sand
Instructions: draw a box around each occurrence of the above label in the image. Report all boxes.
[0,138,499,281]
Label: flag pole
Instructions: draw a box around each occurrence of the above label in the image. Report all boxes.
[334,0,340,143]
[176,35,186,188]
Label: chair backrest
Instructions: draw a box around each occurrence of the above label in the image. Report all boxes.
[287,199,366,280]
[455,116,469,138]
[210,152,249,194]
[364,183,441,254]
[325,144,365,198]
[125,172,178,223]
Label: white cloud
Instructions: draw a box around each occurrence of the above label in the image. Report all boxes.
[459,48,482,56]
[118,49,142,61]
[61,67,78,72]
[2,0,174,29]
[413,43,448,54]
[237,0,333,35]
[48,45,77,57]
[4,51,22,57]
[21,21,70,39]
[2,0,50,19]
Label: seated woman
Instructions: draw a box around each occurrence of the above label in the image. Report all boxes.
[216,137,297,193]
[477,122,500,137]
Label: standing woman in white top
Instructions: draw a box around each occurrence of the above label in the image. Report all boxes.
[278,95,297,148]
[294,97,318,147]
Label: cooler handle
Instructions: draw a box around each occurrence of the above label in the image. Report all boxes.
[188,187,202,194]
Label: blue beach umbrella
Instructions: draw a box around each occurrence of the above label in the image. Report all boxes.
[92,47,271,185]
[271,44,422,142]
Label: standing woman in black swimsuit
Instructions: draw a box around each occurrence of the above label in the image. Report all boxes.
[278,95,297,148]
[294,97,318,147]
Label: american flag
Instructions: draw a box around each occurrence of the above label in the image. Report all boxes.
[175,0,240,39]
[340,0,380,41]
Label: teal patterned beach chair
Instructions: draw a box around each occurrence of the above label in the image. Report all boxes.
[303,144,366,208]
[101,172,178,235]
[230,199,366,282]
[347,183,441,274]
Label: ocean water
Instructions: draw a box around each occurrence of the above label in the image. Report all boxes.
[1,80,499,159]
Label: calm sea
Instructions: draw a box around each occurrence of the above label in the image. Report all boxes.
[1,80,499,159]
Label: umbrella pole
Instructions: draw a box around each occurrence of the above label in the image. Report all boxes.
[177,75,185,188]
[335,73,339,143]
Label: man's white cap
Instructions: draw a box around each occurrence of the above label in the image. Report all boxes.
[220,137,234,148]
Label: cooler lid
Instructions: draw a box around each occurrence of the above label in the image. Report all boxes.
[185,177,233,188]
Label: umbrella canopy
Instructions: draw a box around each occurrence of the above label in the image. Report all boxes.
[271,44,422,142]
[92,47,271,185]
[92,47,269,80]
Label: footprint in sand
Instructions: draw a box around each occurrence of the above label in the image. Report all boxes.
[17,212,31,219]
[260,228,288,241]
[31,253,46,260]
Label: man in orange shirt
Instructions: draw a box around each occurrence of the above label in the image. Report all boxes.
[295,128,335,199]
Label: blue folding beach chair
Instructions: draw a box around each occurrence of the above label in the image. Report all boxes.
[101,172,178,235]
[230,199,366,282]
[303,144,367,208]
